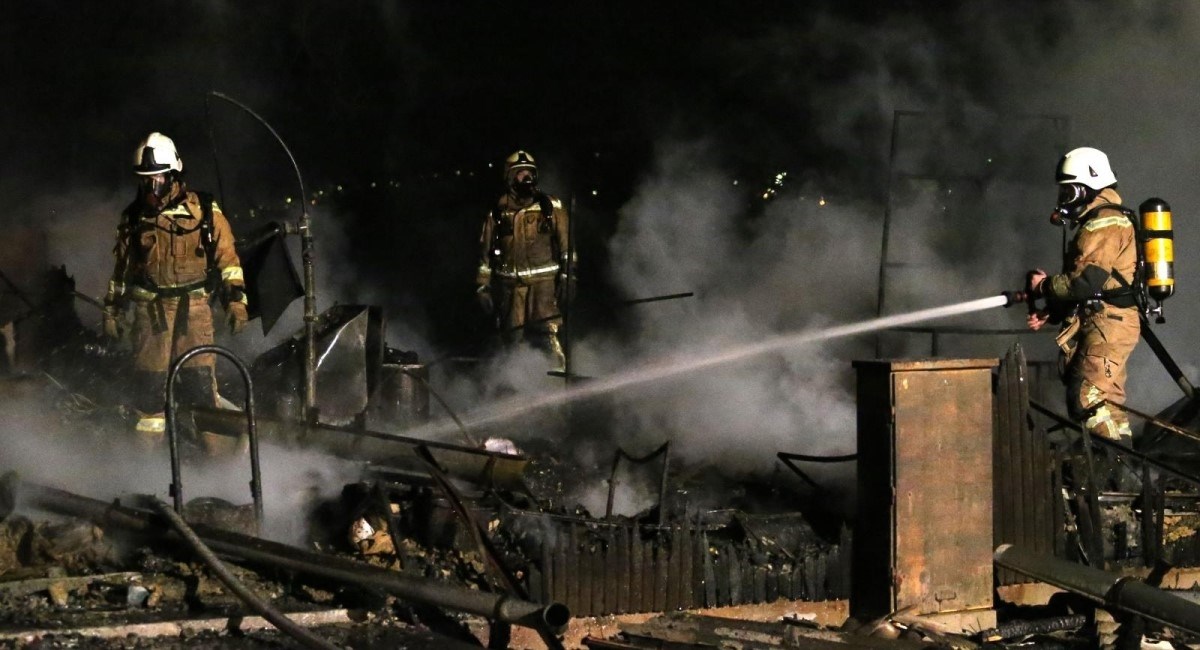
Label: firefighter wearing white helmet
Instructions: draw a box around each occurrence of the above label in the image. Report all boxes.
[476,150,574,370]
[1026,146,1140,446]
[102,132,249,453]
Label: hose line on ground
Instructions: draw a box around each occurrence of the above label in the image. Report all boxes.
[150,497,341,650]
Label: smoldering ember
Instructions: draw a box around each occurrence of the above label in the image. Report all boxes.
[7,3,1200,649]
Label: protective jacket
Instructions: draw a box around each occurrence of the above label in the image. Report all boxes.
[1044,187,1141,441]
[476,191,571,368]
[107,188,244,304]
[104,185,245,442]
[477,192,570,287]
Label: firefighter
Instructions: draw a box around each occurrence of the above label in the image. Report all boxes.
[476,150,574,370]
[101,132,248,452]
[1026,147,1140,446]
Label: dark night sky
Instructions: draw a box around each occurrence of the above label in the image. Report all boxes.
[0,2,1011,199]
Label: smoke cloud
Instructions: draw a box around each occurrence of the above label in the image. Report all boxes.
[5,2,1200,521]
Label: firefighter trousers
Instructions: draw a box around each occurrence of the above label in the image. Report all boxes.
[129,293,217,439]
[1061,307,1140,442]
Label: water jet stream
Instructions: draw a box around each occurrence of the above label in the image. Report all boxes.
[414,294,1012,439]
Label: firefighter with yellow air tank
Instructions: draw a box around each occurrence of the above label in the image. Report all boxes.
[102,132,248,452]
[1026,146,1153,446]
[477,150,574,370]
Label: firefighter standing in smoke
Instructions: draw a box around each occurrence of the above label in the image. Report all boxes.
[101,132,248,451]
[477,151,574,370]
[1026,147,1140,445]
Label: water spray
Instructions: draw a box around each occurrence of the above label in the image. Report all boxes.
[412,293,1019,438]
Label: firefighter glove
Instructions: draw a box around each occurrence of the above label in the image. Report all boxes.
[1026,269,1047,298]
[556,274,577,306]
[226,301,249,335]
[101,305,124,341]
[476,286,494,315]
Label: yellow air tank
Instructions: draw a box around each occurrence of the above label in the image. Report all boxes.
[1139,198,1175,304]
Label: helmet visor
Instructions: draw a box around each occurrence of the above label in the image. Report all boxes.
[1057,183,1088,208]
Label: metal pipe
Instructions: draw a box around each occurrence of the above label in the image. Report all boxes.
[1104,399,1200,445]
[1028,398,1200,486]
[657,441,671,528]
[563,193,575,385]
[873,109,905,358]
[1139,313,1196,400]
[776,451,857,494]
[398,366,477,447]
[19,481,569,634]
[995,544,1200,635]
[164,345,263,526]
[207,91,318,422]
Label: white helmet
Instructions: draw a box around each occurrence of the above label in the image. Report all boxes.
[504,150,538,183]
[1056,147,1116,190]
[133,132,183,176]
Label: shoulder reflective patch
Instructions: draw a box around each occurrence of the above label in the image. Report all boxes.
[221,266,244,282]
[1084,215,1131,232]
[551,198,563,208]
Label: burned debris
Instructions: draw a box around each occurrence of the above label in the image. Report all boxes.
[5,297,1200,649]
[1,106,1199,650]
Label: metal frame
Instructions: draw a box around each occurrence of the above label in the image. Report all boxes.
[164,344,263,526]
[605,441,671,524]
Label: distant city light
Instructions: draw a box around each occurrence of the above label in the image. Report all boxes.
[818,197,827,206]
[591,190,598,196]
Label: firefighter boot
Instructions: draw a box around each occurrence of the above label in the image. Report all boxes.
[547,326,566,372]
[133,411,166,450]
[132,370,166,449]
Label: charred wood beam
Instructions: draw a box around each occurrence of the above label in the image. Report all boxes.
[19,481,570,635]
[995,544,1200,636]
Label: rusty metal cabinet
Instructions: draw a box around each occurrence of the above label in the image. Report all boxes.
[851,358,998,628]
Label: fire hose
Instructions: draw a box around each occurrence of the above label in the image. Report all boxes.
[149,497,341,650]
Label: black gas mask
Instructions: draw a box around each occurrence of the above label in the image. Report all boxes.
[510,168,537,199]
[1050,182,1095,226]
[139,172,175,211]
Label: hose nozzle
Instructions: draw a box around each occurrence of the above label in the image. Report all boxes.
[1002,290,1030,308]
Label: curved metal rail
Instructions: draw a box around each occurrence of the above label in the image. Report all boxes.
[164,345,263,526]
